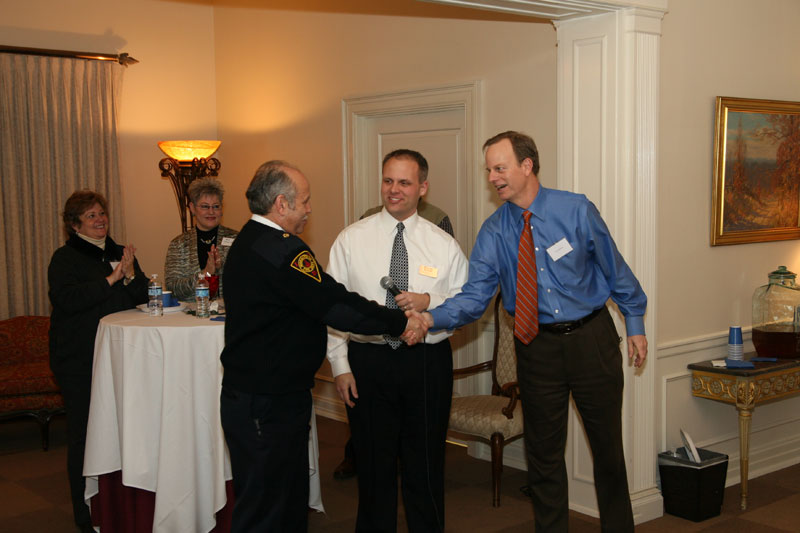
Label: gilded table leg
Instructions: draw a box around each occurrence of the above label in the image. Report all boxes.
[737,406,752,510]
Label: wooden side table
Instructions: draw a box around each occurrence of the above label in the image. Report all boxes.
[688,356,800,510]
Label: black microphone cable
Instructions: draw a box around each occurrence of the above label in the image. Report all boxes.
[422,334,444,532]
[382,275,443,530]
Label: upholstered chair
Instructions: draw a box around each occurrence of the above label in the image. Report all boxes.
[448,294,524,506]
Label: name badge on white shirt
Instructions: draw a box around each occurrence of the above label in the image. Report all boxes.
[221,236,235,247]
[546,238,573,262]
[419,265,438,278]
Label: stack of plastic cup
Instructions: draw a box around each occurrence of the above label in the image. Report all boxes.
[728,326,743,361]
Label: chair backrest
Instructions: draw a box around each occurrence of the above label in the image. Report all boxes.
[491,294,517,393]
[0,316,50,366]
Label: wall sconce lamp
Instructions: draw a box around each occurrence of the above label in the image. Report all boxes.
[158,140,221,233]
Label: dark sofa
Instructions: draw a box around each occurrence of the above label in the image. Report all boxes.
[0,315,64,450]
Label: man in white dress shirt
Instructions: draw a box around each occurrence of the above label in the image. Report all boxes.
[326,149,468,531]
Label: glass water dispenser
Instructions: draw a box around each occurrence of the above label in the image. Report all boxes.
[752,266,800,359]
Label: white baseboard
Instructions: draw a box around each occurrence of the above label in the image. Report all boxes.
[631,487,664,524]
[469,440,664,524]
[724,431,800,486]
[568,500,599,518]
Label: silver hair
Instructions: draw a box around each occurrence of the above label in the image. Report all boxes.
[246,160,299,215]
[187,177,224,205]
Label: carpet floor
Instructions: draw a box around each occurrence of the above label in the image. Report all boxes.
[1,414,798,532]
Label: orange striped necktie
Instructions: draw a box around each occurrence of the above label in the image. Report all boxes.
[515,210,539,344]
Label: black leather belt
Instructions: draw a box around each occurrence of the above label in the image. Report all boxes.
[539,306,604,335]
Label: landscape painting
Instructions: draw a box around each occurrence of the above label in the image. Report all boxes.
[712,96,800,245]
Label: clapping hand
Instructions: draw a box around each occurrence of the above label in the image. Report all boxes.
[106,244,136,285]
[401,310,429,346]
[121,245,136,279]
[106,261,124,285]
[203,245,221,275]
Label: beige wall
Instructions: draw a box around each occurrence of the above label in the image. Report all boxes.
[658,0,800,477]
[6,0,800,513]
[2,0,556,276]
[211,3,557,265]
[7,0,800,352]
[659,0,800,342]
[2,0,218,279]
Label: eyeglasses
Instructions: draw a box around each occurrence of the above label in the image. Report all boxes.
[196,204,221,211]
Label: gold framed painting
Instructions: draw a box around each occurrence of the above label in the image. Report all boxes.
[711,96,800,246]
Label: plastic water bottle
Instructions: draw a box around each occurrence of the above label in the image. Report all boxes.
[147,274,163,316]
[195,273,210,318]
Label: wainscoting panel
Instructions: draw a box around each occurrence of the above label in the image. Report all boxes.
[657,328,800,487]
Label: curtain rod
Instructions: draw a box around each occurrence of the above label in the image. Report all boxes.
[0,45,138,66]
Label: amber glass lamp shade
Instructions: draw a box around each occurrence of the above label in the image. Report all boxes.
[157,140,221,162]
[158,140,222,233]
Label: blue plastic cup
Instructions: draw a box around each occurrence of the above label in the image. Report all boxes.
[727,344,743,360]
[728,326,743,345]
[162,291,179,307]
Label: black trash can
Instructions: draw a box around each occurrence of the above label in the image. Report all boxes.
[658,447,728,521]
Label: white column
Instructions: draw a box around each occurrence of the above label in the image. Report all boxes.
[555,6,665,524]
[621,7,664,524]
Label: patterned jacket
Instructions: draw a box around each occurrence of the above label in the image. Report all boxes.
[164,225,238,301]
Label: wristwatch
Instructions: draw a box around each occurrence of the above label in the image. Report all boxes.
[123,273,135,286]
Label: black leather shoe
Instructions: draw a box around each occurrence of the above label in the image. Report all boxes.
[333,456,356,480]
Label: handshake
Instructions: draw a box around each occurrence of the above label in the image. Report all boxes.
[400,310,435,346]
[389,288,436,345]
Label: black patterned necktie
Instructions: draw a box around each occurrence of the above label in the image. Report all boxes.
[384,222,408,349]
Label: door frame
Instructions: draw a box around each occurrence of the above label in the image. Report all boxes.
[341,82,489,399]
[342,81,481,252]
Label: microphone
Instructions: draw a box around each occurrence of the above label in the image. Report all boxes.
[380,276,401,296]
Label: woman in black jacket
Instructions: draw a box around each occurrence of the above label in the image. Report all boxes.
[48,190,148,532]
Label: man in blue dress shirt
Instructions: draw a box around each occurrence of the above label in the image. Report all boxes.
[422,131,647,532]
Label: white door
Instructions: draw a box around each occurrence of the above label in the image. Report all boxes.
[360,110,469,250]
[343,84,486,400]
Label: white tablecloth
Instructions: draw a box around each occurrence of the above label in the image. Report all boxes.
[84,309,323,533]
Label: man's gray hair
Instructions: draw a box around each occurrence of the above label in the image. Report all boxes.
[246,160,298,215]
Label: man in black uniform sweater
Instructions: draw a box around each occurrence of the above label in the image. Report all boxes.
[220,160,427,532]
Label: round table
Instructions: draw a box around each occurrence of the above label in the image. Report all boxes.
[84,308,323,533]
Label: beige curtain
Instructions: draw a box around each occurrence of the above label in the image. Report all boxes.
[0,54,125,319]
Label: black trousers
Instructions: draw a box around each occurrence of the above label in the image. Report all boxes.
[220,386,311,533]
[53,371,93,528]
[516,307,634,533]
[348,341,453,533]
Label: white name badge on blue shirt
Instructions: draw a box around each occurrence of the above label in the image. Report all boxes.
[546,238,573,262]
[221,236,235,247]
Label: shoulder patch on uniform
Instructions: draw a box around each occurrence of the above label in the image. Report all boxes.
[290,250,322,282]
